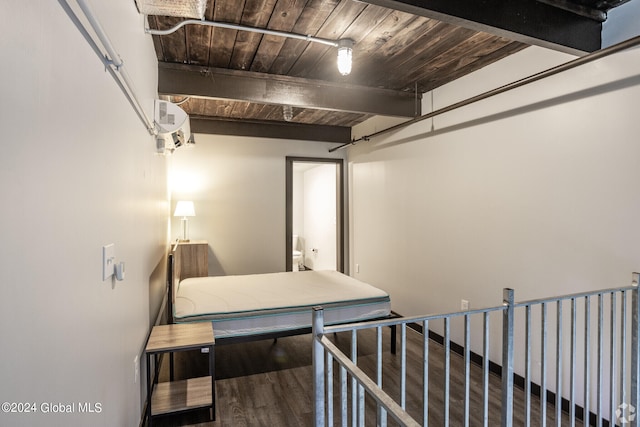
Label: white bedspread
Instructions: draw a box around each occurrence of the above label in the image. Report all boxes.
[174,270,391,338]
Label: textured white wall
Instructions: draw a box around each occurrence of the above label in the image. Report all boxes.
[169,135,345,276]
[0,1,167,426]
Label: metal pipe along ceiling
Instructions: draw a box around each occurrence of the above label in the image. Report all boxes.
[145,19,340,48]
[329,34,640,153]
[60,0,156,135]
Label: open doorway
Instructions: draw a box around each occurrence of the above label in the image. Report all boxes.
[285,157,344,272]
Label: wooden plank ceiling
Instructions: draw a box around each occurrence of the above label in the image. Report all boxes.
[145,0,622,142]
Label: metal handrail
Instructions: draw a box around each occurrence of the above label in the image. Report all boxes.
[324,304,506,335]
[516,284,637,307]
[319,334,421,427]
[313,274,640,427]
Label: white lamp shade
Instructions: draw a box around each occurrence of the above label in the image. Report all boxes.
[174,201,196,217]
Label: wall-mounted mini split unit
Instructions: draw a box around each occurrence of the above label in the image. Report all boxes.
[154,100,195,154]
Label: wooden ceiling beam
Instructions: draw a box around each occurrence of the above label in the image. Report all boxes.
[190,116,351,143]
[158,62,421,118]
[358,0,602,54]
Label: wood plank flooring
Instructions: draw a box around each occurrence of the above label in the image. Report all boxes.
[149,327,584,426]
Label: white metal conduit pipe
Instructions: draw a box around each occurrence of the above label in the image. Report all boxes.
[145,19,340,48]
[329,34,640,153]
[59,0,156,135]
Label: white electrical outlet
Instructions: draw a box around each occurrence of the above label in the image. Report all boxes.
[461,299,470,311]
[134,355,139,384]
[356,264,360,273]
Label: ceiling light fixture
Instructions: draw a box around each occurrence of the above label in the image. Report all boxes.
[143,18,356,76]
[337,39,354,76]
[283,105,293,122]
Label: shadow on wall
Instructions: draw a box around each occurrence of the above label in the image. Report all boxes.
[208,247,225,276]
[148,245,225,330]
[352,74,640,158]
[148,252,168,328]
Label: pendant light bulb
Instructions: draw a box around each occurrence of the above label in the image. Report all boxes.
[337,39,354,76]
[283,105,293,122]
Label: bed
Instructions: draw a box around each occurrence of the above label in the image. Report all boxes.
[167,248,395,346]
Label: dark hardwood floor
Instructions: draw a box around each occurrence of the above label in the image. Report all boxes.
[148,327,584,426]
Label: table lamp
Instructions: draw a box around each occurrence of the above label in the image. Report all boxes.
[174,201,196,241]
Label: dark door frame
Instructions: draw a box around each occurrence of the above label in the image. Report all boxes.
[285,156,344,272]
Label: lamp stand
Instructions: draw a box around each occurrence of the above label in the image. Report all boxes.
[180,216,190,242]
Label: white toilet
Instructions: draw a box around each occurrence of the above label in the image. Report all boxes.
[292,235,304,271]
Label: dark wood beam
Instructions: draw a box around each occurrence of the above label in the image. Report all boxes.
[536,0,606,22]
[190,116,351,143]
[158,62,421,118]
[358,0,602,54]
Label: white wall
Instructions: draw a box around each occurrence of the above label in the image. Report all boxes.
[169,135,345,275]
[350,43,640,313]
[603,0,640,47]
[0,1,167,426]
[349,44,640,408]
[292,170,305,237]
[304,164,337,270]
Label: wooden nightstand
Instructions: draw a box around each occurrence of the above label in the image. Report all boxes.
[145,322,215,426]
[176,240,208,279]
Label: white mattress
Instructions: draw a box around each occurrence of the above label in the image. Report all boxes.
[174,270,391,338]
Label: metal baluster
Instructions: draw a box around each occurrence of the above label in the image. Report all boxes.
[584,296,591,427]
[570,298,577,427]
[483,312,490,427]
[313,308,326,427]
[526,305,532,427]
[556,301,563,427]
[377,327,382,386]
[341,366,347,427]
[609,292,617,427]
[621,290,627,412]
[376,326,386,427]
[541,302,547,427]
[502,288,515,427]
[358,383,365,427]
[464,314,471,427]
[401,323,407,409]
[597,294,603,427]
[631,273,640,427]
[444,317,451,427]
[351,329,357,427]
[423,319,429,427]
[327,352,334,426]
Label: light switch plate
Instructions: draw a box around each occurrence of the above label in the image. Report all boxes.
[102,244,115,281]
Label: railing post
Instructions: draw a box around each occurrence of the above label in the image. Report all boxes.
[631,273,639,427]
[313,307,326,427]
[501,288,515,427]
